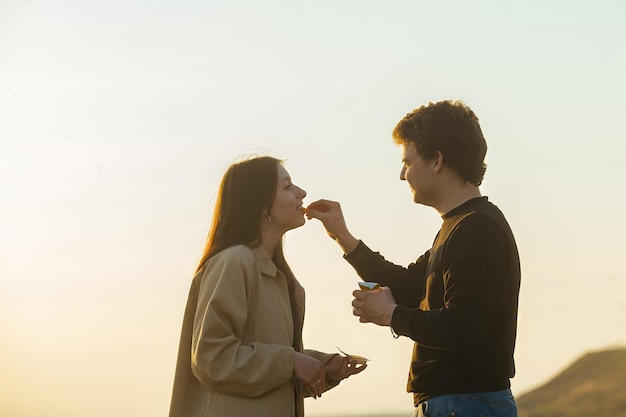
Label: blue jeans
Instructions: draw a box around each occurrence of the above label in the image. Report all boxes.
[413,389,518,417]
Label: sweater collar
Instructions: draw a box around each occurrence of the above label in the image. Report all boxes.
[442,196,488,219]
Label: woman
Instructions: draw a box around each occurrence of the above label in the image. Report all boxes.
[169,155,366,417]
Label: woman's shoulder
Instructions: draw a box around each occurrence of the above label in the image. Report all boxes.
[200,246,258,281]
[211,244,256,262]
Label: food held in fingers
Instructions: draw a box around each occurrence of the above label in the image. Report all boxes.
[336,346,370,364]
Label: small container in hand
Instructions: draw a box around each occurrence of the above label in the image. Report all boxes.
[358,281,381,293]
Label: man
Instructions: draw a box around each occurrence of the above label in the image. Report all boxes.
[307,100,520,417]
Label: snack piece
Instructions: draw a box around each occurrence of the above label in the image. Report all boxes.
[347,354,369,365]
[337,346,370,364]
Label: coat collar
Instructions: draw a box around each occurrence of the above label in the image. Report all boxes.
[251,245,278,277]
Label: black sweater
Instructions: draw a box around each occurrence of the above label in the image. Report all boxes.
[345,197,520,405]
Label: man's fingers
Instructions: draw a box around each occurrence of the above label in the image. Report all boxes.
[306,199,335,214]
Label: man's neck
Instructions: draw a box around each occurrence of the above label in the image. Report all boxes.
[433,185,482,216]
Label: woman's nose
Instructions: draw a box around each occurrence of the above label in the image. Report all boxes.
[298,187,307,199]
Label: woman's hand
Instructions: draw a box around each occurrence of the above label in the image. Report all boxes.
[293,351,325,398]
[324,354,367,382]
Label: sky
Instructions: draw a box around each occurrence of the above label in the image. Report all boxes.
[1,0,626,416]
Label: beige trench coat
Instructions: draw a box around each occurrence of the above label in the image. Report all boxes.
[169,245,338,417]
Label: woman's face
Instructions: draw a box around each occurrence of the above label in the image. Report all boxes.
[269,164,307,233]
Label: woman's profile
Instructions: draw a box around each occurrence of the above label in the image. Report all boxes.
[169,155,366,417]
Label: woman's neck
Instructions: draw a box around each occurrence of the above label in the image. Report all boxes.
[260,229,282,257]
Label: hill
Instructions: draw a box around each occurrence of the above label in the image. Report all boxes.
[517,348,626,417]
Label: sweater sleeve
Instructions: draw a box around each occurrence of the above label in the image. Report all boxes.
[190,251,294,397]
[391,214,509,349]
[344,240,429,308]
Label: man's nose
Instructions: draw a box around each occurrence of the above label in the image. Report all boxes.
[400,166,406,181]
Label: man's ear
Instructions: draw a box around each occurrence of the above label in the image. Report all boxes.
[433,151,444,173]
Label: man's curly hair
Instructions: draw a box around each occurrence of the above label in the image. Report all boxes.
[393,100,488,186]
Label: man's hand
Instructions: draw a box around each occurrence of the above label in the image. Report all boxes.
[305,199,359,254]
[352,286,397,326]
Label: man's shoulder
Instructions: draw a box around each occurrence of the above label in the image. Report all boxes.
[452,199,515,245]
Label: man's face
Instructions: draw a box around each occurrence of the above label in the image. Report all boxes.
[400,142,435,205]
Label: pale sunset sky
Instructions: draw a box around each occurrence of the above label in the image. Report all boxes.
[1,1,625,416]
